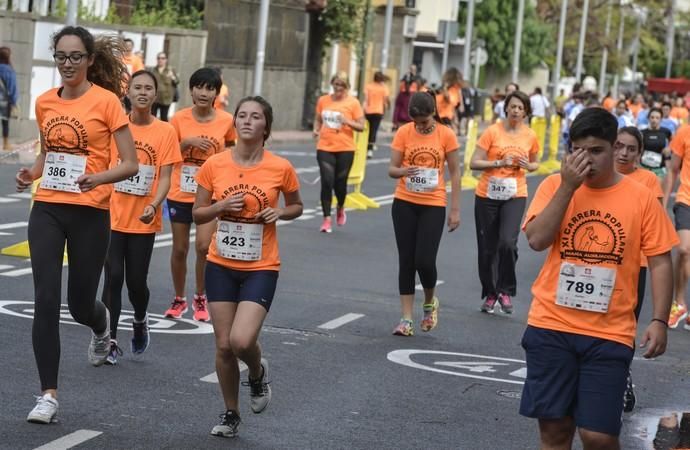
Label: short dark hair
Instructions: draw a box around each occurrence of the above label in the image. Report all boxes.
[569,107,618,146]
[616,99,627,108]
[130,69,158,92]
[408,91,436,118]
[503,90,532,116]
[617,126,643,151]
[506,82,519,91]
[189,67,222,94]
[123,38,134,45]
[662,101,672,109]
[648,107,663,118]
[233,96,274,144]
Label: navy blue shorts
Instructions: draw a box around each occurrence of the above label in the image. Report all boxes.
[167,199,194,224]
[519,326,633,436]
[673,202,690,231]
[205,261,278,311]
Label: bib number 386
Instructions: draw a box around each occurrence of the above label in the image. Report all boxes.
[40,152,87,193]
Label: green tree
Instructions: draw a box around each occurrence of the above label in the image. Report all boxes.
[459,0,552,77]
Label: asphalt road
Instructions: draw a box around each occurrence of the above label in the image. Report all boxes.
[0,142,688,449]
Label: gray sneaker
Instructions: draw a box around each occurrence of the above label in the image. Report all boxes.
[27,393,58,424]
[211,410,241,437]
[243,358,271,414]
[88,310,111,366]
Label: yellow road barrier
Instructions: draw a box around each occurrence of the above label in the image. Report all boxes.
[332,122,380,210]
[530,116,548,161]
[537,114,562,174]
[460,119,479,189]
[483,98,493,123]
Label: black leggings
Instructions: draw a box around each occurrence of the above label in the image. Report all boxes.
[365,113,383,149]
[474,195,526,298]
[102,231,156,340]
[28,201,110,391]
[317,150,354,217]
[392,198,446,295]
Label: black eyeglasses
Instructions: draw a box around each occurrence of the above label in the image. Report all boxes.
[53,52,88,65]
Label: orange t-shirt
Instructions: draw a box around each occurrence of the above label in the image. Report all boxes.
[670,125,690,207]
[523,174,678,348]
[629,103,643,119]
[123,54,144,75]
[195,150,300,271]
[214,84,230,110]
[436,93,455,120]
[447,85,462,108]
[603,97,616,112]
[391,122,459,207]
[364,82,390,115]
[475,123,540,199]
[316,94,364,152]
[625,168,664,268]
[167,108,237,203]
[109,119,182,233]
[34,85,129,210]
[671,106,689,122]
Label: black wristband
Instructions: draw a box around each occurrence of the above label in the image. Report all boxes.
[651,318,668,328]
[148,204,157,213]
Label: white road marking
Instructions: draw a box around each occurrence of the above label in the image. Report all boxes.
[8,192,32,199]
[33,429,103,450]
[509,367,527,379]
[318,313,365,330]
[0,232,12,236]
[0,267,33,277]
[200,362,248,383]
[0,221,28,230]
[0,197,20,203]
[415,280,445,291]
[153,235,195,249]
[0,265,15,270]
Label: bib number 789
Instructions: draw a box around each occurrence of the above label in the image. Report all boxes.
[564,280,594,295]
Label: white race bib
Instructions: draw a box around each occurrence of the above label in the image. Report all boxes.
[40,152,86,193]
[322,110,343,129]
[556,262,616,313]
[180,165,200,193]
[487,177,517,200]
[216,221,263,261]
[115,164,155,196]
[405,168,439,193]
[641,150,663,168]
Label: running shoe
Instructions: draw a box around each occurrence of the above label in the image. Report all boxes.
[27,393,58,424]
[105,340,123,366]
[498,293,514,314]
[669,303,688,329]
[211,409,241,437]
[623,371,636,413]
[420,297,439,332]
[88,310,111,366]
[684,315,690,332]
[164,296,188,319]
[336,208,347,227]
[320,217,332,233]
[193,294,210,322]
[480,295,498,314]
[367,150,374,159]
[242,358,272,414]
[131,316,150,355]
[392,319,414,336]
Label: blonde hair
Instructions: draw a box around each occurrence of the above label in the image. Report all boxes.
[330,71,350,89]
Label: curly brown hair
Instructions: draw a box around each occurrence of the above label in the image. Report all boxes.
[52,26,129,98]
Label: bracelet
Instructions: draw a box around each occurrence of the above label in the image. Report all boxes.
[651,318,668,327]
[493,160,501,168]
[148,204,157,213]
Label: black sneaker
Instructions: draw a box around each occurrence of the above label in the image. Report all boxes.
[242,358,272,413]
[211,410,241,437]
[131,316,150,355]
[623,372,636,413]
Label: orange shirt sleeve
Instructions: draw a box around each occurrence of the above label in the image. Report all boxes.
[315,96,324,118]
[195,157,214,193]
[441,125,460,152]
[161,125,183,166]
[477,125,495,151]
[671,126,689,157]
[282,162,300,193]
[224,115,236,143]
[104,94,129,133]
[522,174,560,230]
[351,98,364,120]
[391,126,406,152]
[641,194,680,257]
[529,132,540,156]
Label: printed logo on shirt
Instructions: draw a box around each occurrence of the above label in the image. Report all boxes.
[560,210,626,265]
[220,183,270,223]
[183,135,221,166]
[43,116,89,155]
[134,140,158,166]
[408,146,440,168]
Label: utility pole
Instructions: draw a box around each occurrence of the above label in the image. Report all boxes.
[666,0,676,78]
[511,0,525,83]
[252,0,271,95]
[599,0,613,97]
[381,0,394,70]
[66,0,77,25]
[441,22,451,75]
[612,1,625,97]
[574,0,589,82]
[630,9,644,94]
[551,0,568,100]
[462,0,476,80]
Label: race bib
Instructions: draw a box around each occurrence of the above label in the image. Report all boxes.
[114,164,155,196]
[40,152,86,193]
[487,177,517,200]
[322,110,343,129]
[216,221,263,261]
[641,150,663,168]
[405,168,439,193]
[180,165,199,193]
[556,262,616,313]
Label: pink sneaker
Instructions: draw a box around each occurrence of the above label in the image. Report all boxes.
[498,293,513,314]
[320,217,332,233]
[336,208,347,226]
[192,294,210,322]
[480,294,497,314]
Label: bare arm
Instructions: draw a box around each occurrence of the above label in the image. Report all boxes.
[640,251,673,358]
[470,146,510,171]
[15,133,48,191]
[313,112,323,139]
[446,150,461,231]
[345,116,366,132]
[192,186,245,225]
[77,126,138,192]
[663,153,680,209]
[254,190,304,224]
[388,150,418,179]
[139,164,173,224]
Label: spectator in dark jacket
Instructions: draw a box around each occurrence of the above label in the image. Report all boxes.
[0,46,18,150]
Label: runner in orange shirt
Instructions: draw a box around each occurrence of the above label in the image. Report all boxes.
[192,96,303,437]
[213,68,230,111]
[101,70,182,365]
[363,71,390,158]
[521,108,676,448]
[165,67,237,322]
[14,26,138,424]
[313,72,365,233]
[670,96,689,124]
[470,90,540,314]
[388,92,461,336]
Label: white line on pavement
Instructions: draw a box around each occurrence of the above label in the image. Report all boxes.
[33,429,103,450]
[415,280,445,291]
[0,265,14,270]
[317,313,365,330]
[0,267,33,277]
[200,362,248,383]
[509,368,527,379]
[0,221,28,230]
[153,235,195,249]
[0,197,20,203]
[8,192,32,199]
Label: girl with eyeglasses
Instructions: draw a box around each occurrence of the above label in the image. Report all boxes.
[15,26,138,424]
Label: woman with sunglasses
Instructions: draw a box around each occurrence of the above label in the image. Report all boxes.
[313,72,365,233]
[15,26,137,424]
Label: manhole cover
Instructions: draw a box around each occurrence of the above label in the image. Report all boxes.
[497,390,521,399]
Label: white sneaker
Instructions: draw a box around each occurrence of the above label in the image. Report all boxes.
[243,358,271,414]
[88,309,111,366]
[27,393,58,424]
